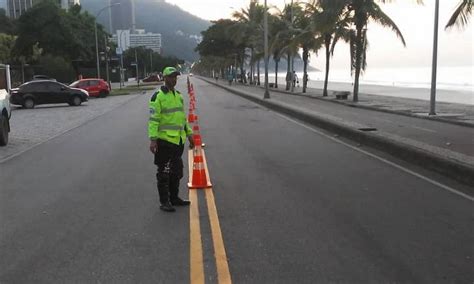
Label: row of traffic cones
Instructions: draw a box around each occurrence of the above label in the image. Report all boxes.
[187,78,212,189]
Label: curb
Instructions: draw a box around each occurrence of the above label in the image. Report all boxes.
[255,85,474,129]
[200,77,474,189]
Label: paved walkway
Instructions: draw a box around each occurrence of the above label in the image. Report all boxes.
[232,81,474,127]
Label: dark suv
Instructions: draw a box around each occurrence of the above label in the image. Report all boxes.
[10,80,89,109]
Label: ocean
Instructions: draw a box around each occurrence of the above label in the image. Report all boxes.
[264,66,473,105]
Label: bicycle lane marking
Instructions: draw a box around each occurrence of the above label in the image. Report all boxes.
[188,148,232,284]
[188,154,204,284]
[202,149,232,284]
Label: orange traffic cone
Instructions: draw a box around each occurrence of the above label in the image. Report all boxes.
[192,125,202,146]
[188,113,198,123]
[188,147,212,189]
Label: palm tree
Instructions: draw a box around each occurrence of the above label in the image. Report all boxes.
[446,0,472,29]
[268,14,287,88]
[232,0,265,85]
[278,2,300,91]
[306,0,350,96]
[293,2,324,93]
[344,0,421,102]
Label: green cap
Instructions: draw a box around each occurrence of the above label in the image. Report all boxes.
[163,67,181,77]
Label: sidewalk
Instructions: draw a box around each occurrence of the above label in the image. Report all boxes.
[199,77,474,188]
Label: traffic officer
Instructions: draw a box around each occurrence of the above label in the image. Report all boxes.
[148,67,194,212]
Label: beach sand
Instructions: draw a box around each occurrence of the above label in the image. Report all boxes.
[267,76,473,105]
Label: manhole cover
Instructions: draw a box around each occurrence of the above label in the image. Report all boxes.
[359,128,377,132]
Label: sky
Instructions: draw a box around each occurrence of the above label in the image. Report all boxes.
[165,0,473,70]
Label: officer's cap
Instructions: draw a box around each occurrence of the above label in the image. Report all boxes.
[163,67,181,77]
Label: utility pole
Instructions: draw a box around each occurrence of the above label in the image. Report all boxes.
[95,3,120,79]
[290,0,294,93]
[429,0,439,115]
[104,35,111,90]
[135,49,139,87]
[150,50,153,73]
[263,0,270,99]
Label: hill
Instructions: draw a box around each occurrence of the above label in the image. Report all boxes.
[80,0,210,62]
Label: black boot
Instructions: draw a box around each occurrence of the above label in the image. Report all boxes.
[171,197,191,206]
[160,201,176,212]
[170,176,190,206]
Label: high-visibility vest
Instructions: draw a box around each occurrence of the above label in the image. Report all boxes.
[148,86,192,145]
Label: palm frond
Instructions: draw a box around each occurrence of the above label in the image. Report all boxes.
[369,2,406,46]
[446,0,473,29]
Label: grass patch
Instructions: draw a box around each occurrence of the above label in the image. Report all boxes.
[110,84,160,96]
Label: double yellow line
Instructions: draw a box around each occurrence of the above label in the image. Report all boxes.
[188,149,232,284]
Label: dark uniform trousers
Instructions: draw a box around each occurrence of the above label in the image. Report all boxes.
[154,139,184,204]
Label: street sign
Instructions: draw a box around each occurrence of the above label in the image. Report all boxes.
[116,47,122,55]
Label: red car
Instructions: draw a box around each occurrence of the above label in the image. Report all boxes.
[70,79,110,98]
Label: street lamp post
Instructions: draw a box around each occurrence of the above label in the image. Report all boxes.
[118,30,126,88]
[95,3,120,79]
[135,49,139,87]
[104,36,111,90]
[263,0,270,99]
[429,0,439,115]
[290,0,294,93]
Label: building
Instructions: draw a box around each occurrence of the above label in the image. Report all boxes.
[112,29,162,53]
[109,0,135,34]
[6,0,79,18]
[60,0,79,10]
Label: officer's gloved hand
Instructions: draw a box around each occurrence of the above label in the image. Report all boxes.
[188,136,195,149]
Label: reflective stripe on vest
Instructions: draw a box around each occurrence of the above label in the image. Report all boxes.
[159,125,184,131]
[149,117,159,122]
[161,107,184,114]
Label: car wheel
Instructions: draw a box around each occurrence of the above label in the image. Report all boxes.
[71,96,82,106]
[99,90,107,98]
[0,115,8,146]
[23,98,35,109]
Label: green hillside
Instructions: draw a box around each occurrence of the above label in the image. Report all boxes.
[80,0,210,62]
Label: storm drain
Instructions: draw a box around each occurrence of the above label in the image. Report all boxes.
[358,128,378,132]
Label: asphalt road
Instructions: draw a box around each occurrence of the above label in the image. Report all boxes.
[1,78,472,283]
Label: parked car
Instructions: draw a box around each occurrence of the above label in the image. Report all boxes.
[10,80,89,109]
[70,78,110,98]
[142,74,162,83]
[0,64,12,146]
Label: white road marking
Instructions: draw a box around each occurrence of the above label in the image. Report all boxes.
[275,113,474,202]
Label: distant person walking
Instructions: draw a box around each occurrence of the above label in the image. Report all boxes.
[148,67,195,212]
[292,71,298,87]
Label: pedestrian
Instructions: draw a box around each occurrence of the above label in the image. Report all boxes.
[292,71,298,87]
[148,66,195,212]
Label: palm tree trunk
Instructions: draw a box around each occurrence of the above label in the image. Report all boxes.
[286,51,291,90]
[250,48,254,85]
[302,47,308,93]
[241,51,246,84]
[257,59,261,86]
[353,26,364,102]
[323,35,331,97]
[274,58,279,88]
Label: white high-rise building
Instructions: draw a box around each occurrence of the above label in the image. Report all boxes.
[112,29,162,54]
[6,0,79,18]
